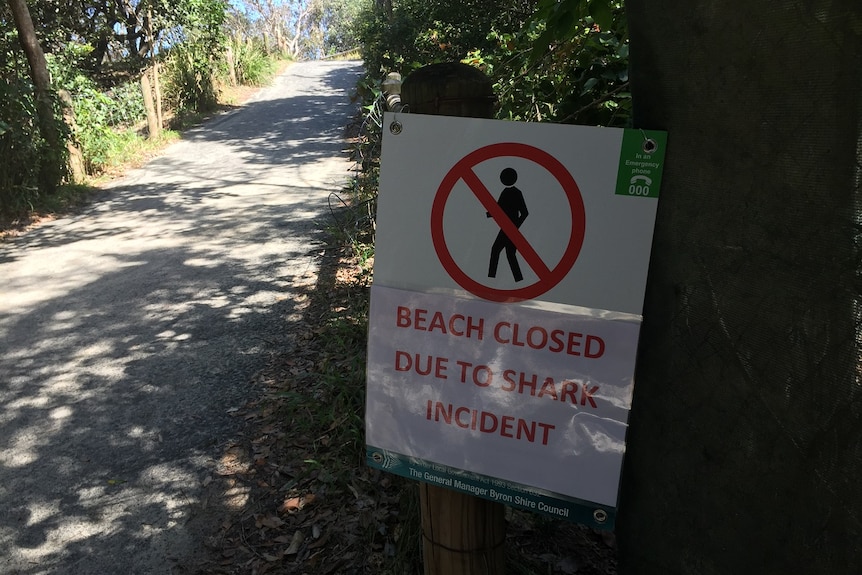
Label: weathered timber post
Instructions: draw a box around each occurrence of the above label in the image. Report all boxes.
[400,62,505,575]
[401,62,495,118]
[226,44,238,86]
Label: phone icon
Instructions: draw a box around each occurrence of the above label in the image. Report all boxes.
[629,175,652,186]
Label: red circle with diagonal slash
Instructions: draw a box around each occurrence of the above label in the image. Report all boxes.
[431,142,586,303]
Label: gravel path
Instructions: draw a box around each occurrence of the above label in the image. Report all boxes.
[0,60,363,574]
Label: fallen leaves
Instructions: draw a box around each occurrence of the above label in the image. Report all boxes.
[255,515,285,529]
[284,530,304,555]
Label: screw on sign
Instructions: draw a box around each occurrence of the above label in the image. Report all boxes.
[431,143,586,303]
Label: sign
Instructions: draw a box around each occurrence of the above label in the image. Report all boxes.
[367,113,666,529]
[615,129,667,198]
[431,142,586,302]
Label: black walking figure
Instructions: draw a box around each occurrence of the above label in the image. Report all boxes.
[487,168,529,282]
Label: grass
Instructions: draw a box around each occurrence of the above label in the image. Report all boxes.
[89,128,181,179]
[301,249,423,573]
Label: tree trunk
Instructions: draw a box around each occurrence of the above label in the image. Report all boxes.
[8,0,64,193]
[146,9,163,131]
[287,6,312,59]
[618,1,862,574]
[225,44,238,86]
[58,90,85,182]
[140,69,160,139]
[153,61,163,129]
[276,26,286,55]
[376,0,393,20]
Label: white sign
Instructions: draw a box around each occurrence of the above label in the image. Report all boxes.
[367,113,666,521]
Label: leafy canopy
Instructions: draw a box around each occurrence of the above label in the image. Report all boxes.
[355,0,630,126]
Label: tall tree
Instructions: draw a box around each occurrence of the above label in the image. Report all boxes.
[311,0,364,55]
[7,0,64,193]
[618,1,861,573]
[356,0,536,76]
[237,0,316,58]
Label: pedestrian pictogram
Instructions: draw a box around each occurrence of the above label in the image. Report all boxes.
[431,142,586,303]
[487,168,529,282]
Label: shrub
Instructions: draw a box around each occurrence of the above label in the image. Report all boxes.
[0,76,42,213]
[229,39,276,86]
[162,40,220,113]
[61,75,147,175]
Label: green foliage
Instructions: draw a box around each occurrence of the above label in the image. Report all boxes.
[163,41,220,112]
[317,0,365,55]
[228,0,358,60]
[356,0,533,78]
[226,39,276,86]
[161,0,228,113]
[1,18,68,212]
[1,0,231,218]
[179,0,229,45]
[86,128,180,175]
[0,75,42,213]
[50,52,146,128]
[105,82,148,126]
[45,49,149,175]
[79,125,140,175]
[355,0,630,127]
[469,0,631,126]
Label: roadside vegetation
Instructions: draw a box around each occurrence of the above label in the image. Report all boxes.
[357,0,630,126]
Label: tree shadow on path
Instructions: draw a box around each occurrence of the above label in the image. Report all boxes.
[0,60,364,574]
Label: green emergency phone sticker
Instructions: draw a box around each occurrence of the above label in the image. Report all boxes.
[615,129,667,198]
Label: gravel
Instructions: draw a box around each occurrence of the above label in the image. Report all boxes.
[0,59,364,574]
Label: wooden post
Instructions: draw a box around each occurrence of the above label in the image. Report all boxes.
[400,62,504,575]
[382,72,403,112]
[146,9,162,131]
[226,44,238,86]
[419,484,506,574]
[401,62,496,118]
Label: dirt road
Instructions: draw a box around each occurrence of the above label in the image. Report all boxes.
[0,60,363,574]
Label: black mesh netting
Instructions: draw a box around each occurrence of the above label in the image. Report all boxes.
[618,1,861,573]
